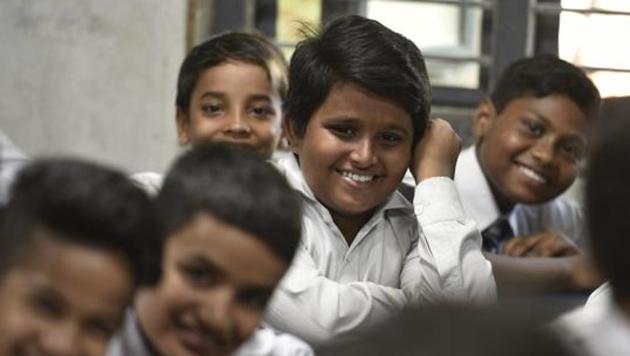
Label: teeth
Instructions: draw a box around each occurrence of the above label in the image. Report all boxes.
[340,171,375,183]
[519,166,546,184]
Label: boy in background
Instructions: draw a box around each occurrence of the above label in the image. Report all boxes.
[133,31,287,193]
[455,55,602,294]
[0,158,161,356]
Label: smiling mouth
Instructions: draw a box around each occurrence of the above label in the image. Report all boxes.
[517,164,547,185]
[174,320,232,356]
[337,170,379,183]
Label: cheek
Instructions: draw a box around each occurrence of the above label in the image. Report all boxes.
[233,308,264,340]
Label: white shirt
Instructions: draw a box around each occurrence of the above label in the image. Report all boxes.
[0,130,28,204]
[454,146,585,244]
[554,284,630,356]
[265,155,496,353]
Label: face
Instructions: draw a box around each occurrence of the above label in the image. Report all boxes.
[177,61,283,159]
[286,82,413,226]
[136,213,286,356]
[474,94,587,206]
[0,229,133,356]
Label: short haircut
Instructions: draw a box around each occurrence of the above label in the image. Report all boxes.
[586,109,630,299]
[490,54,601,119]
[176,31,288,115]
[0,159,162,286]
[157,144,302,263]
[284,15,431,144]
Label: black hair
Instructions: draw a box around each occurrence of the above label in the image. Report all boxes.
[176,31,288,115]
[490,54,600,119]
[157,144,302,263]
[284,15,431,144]
[0,159,162,286]
[585,102,630,300]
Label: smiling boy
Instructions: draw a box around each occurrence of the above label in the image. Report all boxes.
[109,144,311,356]
[264,15,495,354]
[0,159,160,356]
[456,55,600,255]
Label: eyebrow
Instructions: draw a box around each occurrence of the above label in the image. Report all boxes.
[325,117,411,134]
[199,92,273,103]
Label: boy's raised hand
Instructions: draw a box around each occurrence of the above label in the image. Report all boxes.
[502,230,581,257]
[410,118,462,183]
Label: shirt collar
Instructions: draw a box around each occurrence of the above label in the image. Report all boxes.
[454,146,502,230]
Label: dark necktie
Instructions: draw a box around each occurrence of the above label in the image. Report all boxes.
[481,216,514,254]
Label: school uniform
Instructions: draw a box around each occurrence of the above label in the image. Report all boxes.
[553,283,630,356]
[0,130,28,204]
[107,310,313,356]
[454,146,585,250]
[265,154,496,354]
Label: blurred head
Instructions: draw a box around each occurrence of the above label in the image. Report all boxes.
[586,106,630,304]
[0,159,161,356]
[473,55,600,208]
[136,144,302,356]
[176,32,288,159]
[283,15,430,234]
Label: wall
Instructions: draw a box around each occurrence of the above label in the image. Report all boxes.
[0,0,187,173]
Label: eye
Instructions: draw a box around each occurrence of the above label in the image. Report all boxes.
[180,264,217,287]
[237,289,271,311]
[29,290,64,319]
[202,104,223,116]
[560,142,583,161]
[521,118,544,137]
[249,106,273,119]
[327,125,357,139]
[378,132,403,146]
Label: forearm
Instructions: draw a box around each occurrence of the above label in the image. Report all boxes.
[414,177,496,303]
[264,251,408,347]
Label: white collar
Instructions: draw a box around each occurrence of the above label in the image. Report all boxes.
[454,146,502,230]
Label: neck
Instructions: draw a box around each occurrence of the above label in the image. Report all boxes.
[331,210,374,246]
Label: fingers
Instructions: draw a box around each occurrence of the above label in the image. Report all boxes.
[502,235,542,257]
[502,231,581,258]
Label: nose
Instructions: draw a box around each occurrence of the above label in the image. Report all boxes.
[531,138,555,165]
[349,137,377,168]
[224,110,251,137]
[39,323,80,356]
[197,288,237,345]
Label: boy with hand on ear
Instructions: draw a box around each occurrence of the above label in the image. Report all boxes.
[264,15,495,354]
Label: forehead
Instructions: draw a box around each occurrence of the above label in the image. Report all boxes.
[193,61,277,99]
[2,230,132,313]
[165,213,286,287]
[311,82,413,131]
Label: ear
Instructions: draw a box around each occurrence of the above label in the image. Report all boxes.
[282,117,303,154]
[472,99,496,141]
[176,108,191,145]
